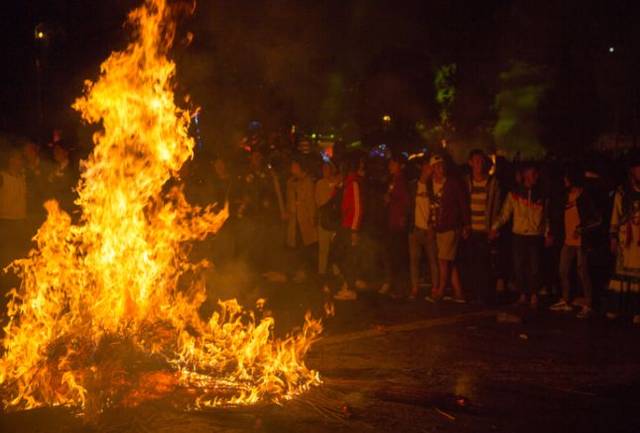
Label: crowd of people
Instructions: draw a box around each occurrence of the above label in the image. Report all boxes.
[1,129,640,325]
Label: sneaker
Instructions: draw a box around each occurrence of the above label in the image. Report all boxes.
[425,295,441,304]
[443,295,453,302]
[378,283,391,295]
[550,300,573,312]
[334,288,358,301]
[453,297,467,304]
[576,307,592,319]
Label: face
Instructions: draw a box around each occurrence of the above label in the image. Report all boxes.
[388,159,401,175]
[420,162,432,179]
[290,161,303,178]
[23,142,38,163]
[522,167,539,187]
[53,144,69,164]
[469,154,485,174]
[433,161,445,179]
[214,159,226,178]
[8,151,23,173]
[631,166,640,184]
[322,163,334,179]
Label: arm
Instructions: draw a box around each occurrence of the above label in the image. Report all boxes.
[491,192,514,232]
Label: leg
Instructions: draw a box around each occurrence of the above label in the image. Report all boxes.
[512,235,528,298]
[317,226,331,275]
[408,230,423,295]
[576,248,593,308]
[558,244,575,302]
[528,236,544,299]
[426,229,440,293]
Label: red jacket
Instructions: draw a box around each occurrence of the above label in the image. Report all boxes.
[341,173,363,231]
[387,171,409,230]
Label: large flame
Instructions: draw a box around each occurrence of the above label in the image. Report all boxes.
[0,0,320,414]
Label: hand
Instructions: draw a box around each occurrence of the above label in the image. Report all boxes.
[610,238,618,255]
[351,232,359,246]
[545,235,554,248]
[462,226,471,240]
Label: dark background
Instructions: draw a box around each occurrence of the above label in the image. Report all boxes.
[0,0,638,156]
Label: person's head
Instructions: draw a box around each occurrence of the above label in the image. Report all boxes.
[7,149,24,174]
[250,149,264,169]
[321,161,336,179]
[430,154,446,180]
[53,144,69,165]
[468,149,488,176]
[419,157,433,181]
[290,159,305,178]
[388,154,406,176]
[521,163,539,188]
[564,164,584,189]
[346,152,365,176]
[23,141,39,165]
[213,157,227,178]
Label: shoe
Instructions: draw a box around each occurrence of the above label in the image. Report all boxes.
[443,295,453,302]
[633,315,640,326]
[378,283,391,295]
[550,300,573,312]
[334,288,357,301]
[453,297,467,304]
[576,307,592,319]
[425,295,441,304]
[514,294,528,306]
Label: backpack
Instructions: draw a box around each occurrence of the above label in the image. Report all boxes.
[318,186,343,231]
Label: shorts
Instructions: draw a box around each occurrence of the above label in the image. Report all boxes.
[436,229,460,261]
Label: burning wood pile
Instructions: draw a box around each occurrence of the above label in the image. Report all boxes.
[0,0,321,418]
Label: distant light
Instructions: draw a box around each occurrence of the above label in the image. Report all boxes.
[311,133,317,139]
[36,31,45,40]
[383,114,391,123]
[609,46,615,53]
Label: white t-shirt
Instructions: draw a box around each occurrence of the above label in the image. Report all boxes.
[0,171,27,220]
[415,181,430,229]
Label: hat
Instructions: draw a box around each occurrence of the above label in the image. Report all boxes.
[429,154,444,166]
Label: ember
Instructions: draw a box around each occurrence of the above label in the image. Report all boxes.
[0,0,321,416]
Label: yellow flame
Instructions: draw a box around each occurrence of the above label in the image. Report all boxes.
[0,0,320,413]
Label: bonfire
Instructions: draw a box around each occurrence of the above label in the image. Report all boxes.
[0,0,321,416]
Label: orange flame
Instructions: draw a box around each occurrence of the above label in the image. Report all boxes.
[0,0,320,413]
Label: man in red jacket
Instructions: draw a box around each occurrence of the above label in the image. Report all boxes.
[427,154,471,303]
[334,153,366,301]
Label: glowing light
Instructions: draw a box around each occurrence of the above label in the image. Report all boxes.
[383,114,391,123]
[609,46,615,53]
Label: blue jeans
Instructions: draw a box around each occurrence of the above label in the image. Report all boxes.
[512,234,543,296]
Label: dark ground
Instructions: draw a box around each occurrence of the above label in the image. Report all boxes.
[2,278,640,433]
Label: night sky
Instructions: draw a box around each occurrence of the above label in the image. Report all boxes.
[0,0,638,155]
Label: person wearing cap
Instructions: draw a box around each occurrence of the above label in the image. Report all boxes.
[426,154,470,303]
[606,155,640,325]
[490,162,552,308]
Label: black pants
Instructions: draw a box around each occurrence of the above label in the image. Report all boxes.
[332,228,360,290]
[512,234,543,296]
[382,229,409,295]
[463,231,494,303]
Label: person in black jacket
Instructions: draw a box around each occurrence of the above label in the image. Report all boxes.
[549,165,601,318]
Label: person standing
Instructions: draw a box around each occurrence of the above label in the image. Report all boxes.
[379,154,410,297]
[315,162,340,282]
[408,157,439,299]
[606,157,640,325]
[334,154,365,301]
[549,166,601,318]
[0,149,28,293]
[490,163,551,308]
[463,149,502,304]
[428,154,470,303]
[286,159,318,279]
